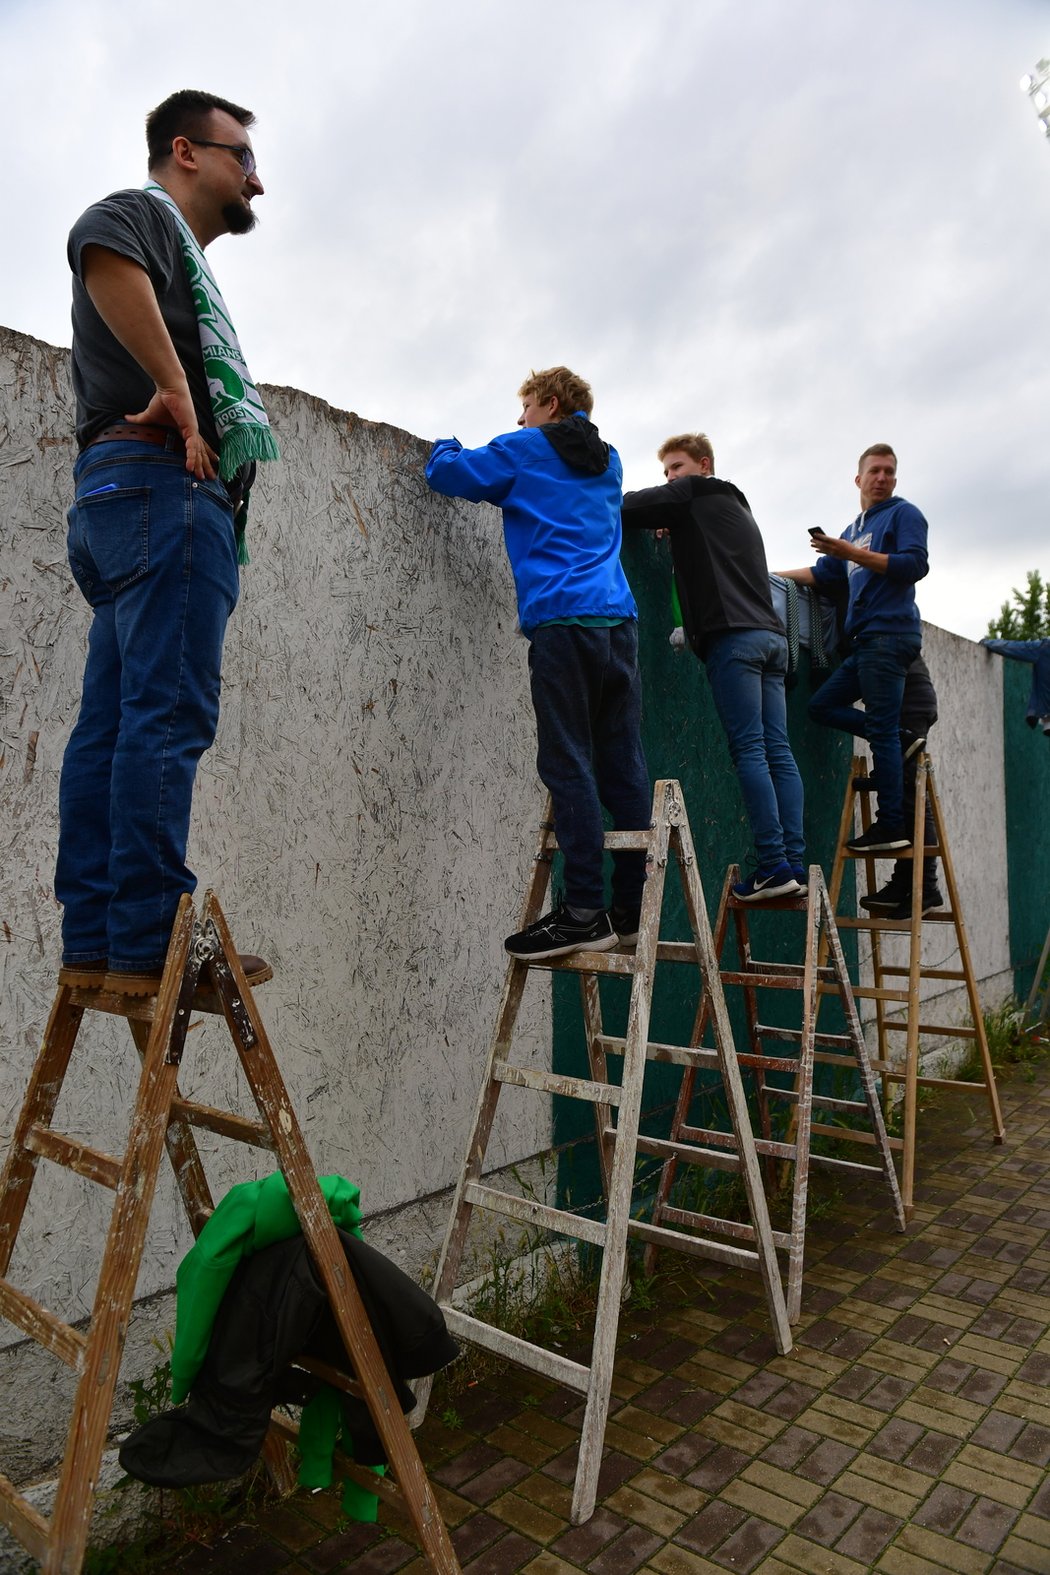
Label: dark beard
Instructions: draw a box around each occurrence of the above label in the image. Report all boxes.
[223,201,258,236]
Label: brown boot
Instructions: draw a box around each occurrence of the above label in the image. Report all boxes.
[58,959,109,989]
[102,954,273,1007]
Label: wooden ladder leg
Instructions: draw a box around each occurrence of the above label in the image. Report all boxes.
[673,797,792,1356]
[642,865,733,1275]
[0,988,85,1278]
[732,901,778,1193]
[783,879,819,1324]
[45,900,197,1574]
[567,782,673,1524]
[817,874,906,1233]
[926,767,1006,1144]
[199,895,460,1572]
[898,760,930,1221]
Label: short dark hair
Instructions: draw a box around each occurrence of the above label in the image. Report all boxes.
[857,442,896,471]
[146,90,255,170]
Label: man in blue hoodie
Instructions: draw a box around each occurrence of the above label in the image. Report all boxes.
[780,444,929,853]
[426,366,650,960]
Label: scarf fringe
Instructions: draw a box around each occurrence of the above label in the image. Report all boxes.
[220,424,281,481]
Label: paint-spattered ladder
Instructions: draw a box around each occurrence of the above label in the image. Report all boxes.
[416,780,792,1527]
[829,750,1005,1219]
[645,862,906,1324]
[0,891,460,1575]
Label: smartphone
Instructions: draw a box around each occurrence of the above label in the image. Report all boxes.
[808,526,824,537]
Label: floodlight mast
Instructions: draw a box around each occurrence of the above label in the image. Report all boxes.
[1021,58,1050,138]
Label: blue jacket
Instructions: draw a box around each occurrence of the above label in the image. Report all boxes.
[426,416,637,636]
[811,495,928,639]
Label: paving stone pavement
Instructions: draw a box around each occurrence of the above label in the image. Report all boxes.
[151,1060,1050,1574]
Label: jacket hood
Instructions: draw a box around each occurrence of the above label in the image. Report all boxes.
[539,412,610,475]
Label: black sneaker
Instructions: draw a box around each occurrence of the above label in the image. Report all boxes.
[610,906,641,946]
[732,862,802,902]
[887,887,946,920]
[505,905,617,961]
[900,728,927,762]
[846,822,911,854]
[859,882,907,913]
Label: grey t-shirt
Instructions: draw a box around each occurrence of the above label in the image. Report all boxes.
[68,188,218,450]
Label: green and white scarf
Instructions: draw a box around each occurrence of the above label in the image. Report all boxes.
[146,181,279,560]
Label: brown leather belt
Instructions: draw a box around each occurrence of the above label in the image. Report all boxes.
[84,423,187,452]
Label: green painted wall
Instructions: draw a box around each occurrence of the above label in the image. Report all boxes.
[552,532,860,1210]
[1001,659,1050,1003]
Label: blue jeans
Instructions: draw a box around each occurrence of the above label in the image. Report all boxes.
[982,638,1050,722]
[56,441,240,970]
[528,622,651,910]
[808,632,921,829]
[703,629,805,869]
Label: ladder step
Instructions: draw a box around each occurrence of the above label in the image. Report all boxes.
[719,970,811,991]
[809,1150,899,1174]
[810,1120,903,1152]
[879,1070,991,1091]
[654,940,702,964]
[881,1021,976,1038]
[596,1033,714,1071]
[627,1215,773,1268]
[665,1127,796,1163]
[836,914,955,931]
[843,845,940,860]
[441,1305,591,1392]
[0,1469,49,1566]
[493,1060,622,1107]
[70,987,157,1021]
[634,1131,747,1171]
[539,950,638,976]
[827,984,909,1003]
[169,1097,275,1148]
[548,829,653,852]
[638,1205,791,1253]
[754,1023,853,1049]
[0,1279,85,1368]
[877,966,966,981]
[773,1088,871,1116]
[24,1124,122,1190]
[462,1182,607,1247]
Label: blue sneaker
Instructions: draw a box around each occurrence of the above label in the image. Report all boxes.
[791,865,807,889]
[732,863,802,903]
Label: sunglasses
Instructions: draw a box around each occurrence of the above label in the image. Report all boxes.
[183,138,257,178]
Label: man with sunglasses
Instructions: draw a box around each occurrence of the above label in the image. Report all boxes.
[56,90,276,995]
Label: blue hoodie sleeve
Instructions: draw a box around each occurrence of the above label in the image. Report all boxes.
[426,433,521,505]
[883,502,929,584]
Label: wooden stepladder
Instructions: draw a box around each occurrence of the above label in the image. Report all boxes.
[829,752,1006,1219]
[645,864,905,1323]
[1024,917,1050,1036]
[0,891,459,1575]
[418,780,791,1528]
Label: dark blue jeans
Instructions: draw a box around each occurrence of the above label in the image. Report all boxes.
[528,623,651,911]
[808,632,921,829]
[982,638,1050,722]
[703,628,805,869]
[56,441,240,970]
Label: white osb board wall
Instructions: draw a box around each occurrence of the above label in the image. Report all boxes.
[0,325,552,1326]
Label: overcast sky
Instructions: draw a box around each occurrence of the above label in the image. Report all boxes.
[4,0,1049,640]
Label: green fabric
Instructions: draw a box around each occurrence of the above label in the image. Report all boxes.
[670,575,683,629]
[144,181,280,562]
[298,1387,386,1522]
[170,1172,362,1403]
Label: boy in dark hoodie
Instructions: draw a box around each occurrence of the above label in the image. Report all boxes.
[426,366,650,960]
[621,431,805,902]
